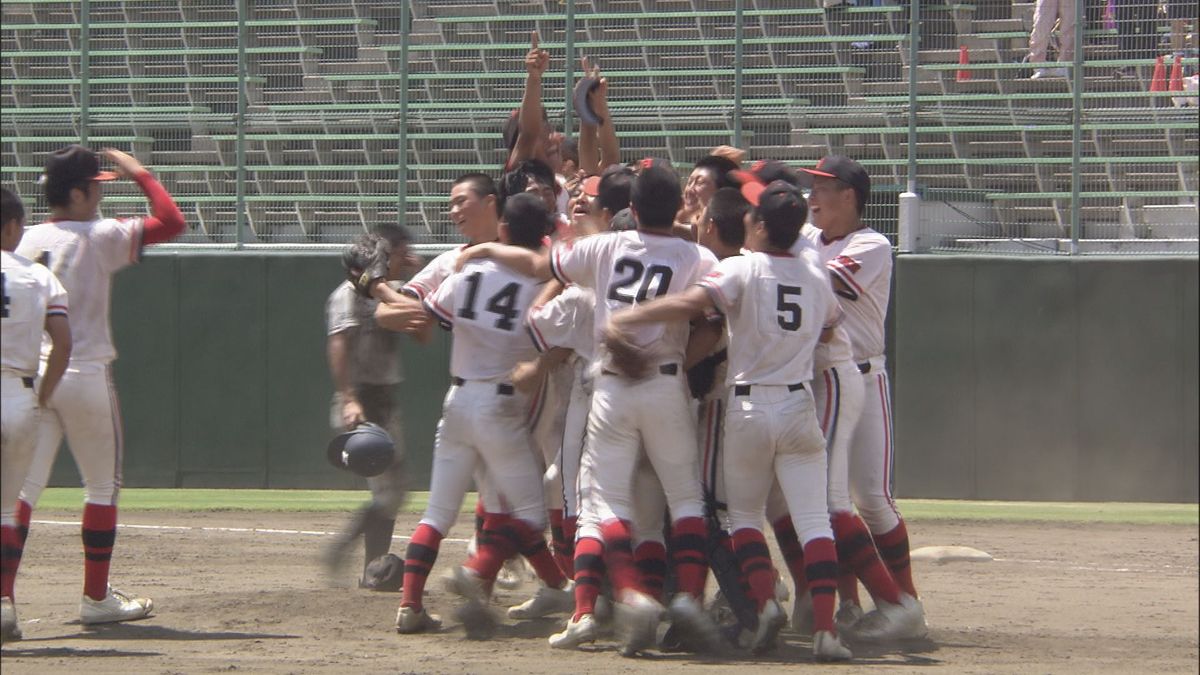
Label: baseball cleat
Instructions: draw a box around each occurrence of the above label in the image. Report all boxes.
[396,605,442,634]
[443,567,496,639]
[548,613,598,649]
[666,593,723,653]
[2,597,22,642]
[790,590,814,636]
[80,586,153,625]
[494,557,529,591]
[813,629,853,661]
[507,581,575,619]
[849,593,927,641]
[835,599,865,634]
[614,590,663,657]
[774,574,791,603]
[748,599,787,654]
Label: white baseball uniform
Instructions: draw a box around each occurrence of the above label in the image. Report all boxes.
[419,258,547,535]
[699,250,842,543]
[801,224,900,535]
[550,230,716,525]
[16,216,144,508]
[1,250,68,527]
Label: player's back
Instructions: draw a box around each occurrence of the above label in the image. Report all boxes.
[16,218,137,365]
[426,258,541,380]
[707,251,838,386]
[2,250,67,377]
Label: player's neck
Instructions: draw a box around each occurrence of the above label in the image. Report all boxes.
[818,218,863,243]
[712,242,740,259]
[50,205,97,222]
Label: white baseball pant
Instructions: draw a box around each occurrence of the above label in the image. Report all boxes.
[533,360,574,510]
[20,363,123,508]
[2,374,40,526]
[850,357,902,535]
[420,379,547,535]
[557,358,592,520]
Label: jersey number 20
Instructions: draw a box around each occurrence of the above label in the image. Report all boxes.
[459,271,520,331]
[607,258,673,304]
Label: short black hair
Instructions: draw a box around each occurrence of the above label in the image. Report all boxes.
[1,187,25,227]
[372,222,411,250]
[631,164,682,229]
[502,192,551,250]
[704,188,749,249]
[560,136,579,164]
[453,172,499,216]
[755,182,807,250]
[498,159,557,214]
[597,166,634,215]
[693,154,739,190]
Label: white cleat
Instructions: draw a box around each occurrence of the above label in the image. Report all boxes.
[443,566,496,639]
[507,581,575,619]
[549,613,598,649]
[835,599,865,634]
[495,556,529,590]
[2,597,21,642]
[396,605,442,633]
[748,599,787,654]
[790,590,814,636]
[80,586,153,625]
[667,594,723,653]
[850,593,927,641]
[813,629,853,661]
[774,574,791,604]
[615,590,663,657]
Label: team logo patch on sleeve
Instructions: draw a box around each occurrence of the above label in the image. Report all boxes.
[834,255,861,273]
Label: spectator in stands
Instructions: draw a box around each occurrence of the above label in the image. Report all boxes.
[1113,0,1161,78]
[676,154,740,237]
[1028,0,1077,78]
[1168,0,1198,60]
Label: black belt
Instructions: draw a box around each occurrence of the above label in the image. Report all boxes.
[602,363,679,378]
[22,377,34,389]
[733,382,805,396]
[450,376,514,396]
[857,362,871,374]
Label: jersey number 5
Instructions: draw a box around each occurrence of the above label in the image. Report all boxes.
[607,258,673,304]
[776,284,803,331]
[459,271,520,331]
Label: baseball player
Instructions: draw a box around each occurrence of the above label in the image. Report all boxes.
[1,188,72,642]
[395,193,571,635]
[323,225,422,589]
[797,155,926,639]
[609,180,854,661]
[10,146,184,625]
[676,154,740,236]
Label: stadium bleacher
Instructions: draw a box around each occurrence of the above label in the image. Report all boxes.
[1,0,1195,248]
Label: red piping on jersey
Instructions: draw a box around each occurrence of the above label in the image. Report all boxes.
[827,259,865,296]
[698,279,730,313]
[134,172,185,245]
[527,313,551,352]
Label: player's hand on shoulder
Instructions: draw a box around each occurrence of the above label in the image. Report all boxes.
[100,147,148,179]
[602,323,650,380]
[455,242,496,271]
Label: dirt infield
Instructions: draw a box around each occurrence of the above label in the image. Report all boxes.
[2,510,1196,674]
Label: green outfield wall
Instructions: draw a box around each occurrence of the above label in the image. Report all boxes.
[46,253,1198,503]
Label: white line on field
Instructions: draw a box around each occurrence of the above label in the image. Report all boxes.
[32,519,473,545]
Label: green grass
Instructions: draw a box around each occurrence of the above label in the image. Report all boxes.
[34,489,1198,525]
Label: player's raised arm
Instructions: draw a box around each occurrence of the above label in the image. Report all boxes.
[101,148,185,244]
[576,57,620,174]
[609,285,713,330]
[512,31,549,164]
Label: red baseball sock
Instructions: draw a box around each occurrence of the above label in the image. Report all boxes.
[400,524,443,611]
[670,517,708,599]
[1,525,21,599]
[732,528,776,612]
[572,536,605,620]
[509,517,566,589]
[465,513,514,584]
[82,503,117,601]
[473,500,485,543]
[873,519,917,597]
[599,519,638,598]
[633,541,667,602]
[771,516,808,595]
[832,511,901,605]
[804,537,839,634]
[16,500,32,548]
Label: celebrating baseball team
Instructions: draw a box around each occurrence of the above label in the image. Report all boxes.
[1,34,926,662]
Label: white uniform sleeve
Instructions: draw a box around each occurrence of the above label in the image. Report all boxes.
[402,249,454,300]
[92,217,144,273]
[697,255,749,315]
[423,271,458,330]
[549,236,602,288]
[43,267,68,317]
[818,277,844,329]
[326,283,359,336]
[825,236,891,302]
[527,289,580,352]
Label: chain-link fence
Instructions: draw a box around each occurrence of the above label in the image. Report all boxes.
[2,0,1196,253]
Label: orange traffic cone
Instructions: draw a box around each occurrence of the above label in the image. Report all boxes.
[1149,54,1166,91]
[957,45,970,82]
[1169,53,1184,91]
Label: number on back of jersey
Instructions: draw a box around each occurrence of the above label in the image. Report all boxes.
[457,271,522,332]
[606,257,674,304]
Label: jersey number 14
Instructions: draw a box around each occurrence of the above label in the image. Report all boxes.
[458,271,520,331]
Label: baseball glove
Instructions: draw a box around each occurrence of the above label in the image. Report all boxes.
[361,553,404,592]
[343,236,390,298]
[602,325,651,379]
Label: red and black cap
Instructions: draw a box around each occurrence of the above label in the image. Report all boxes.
[799,155,870,206]
[728,159,801,205]
[40,144,118,187]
